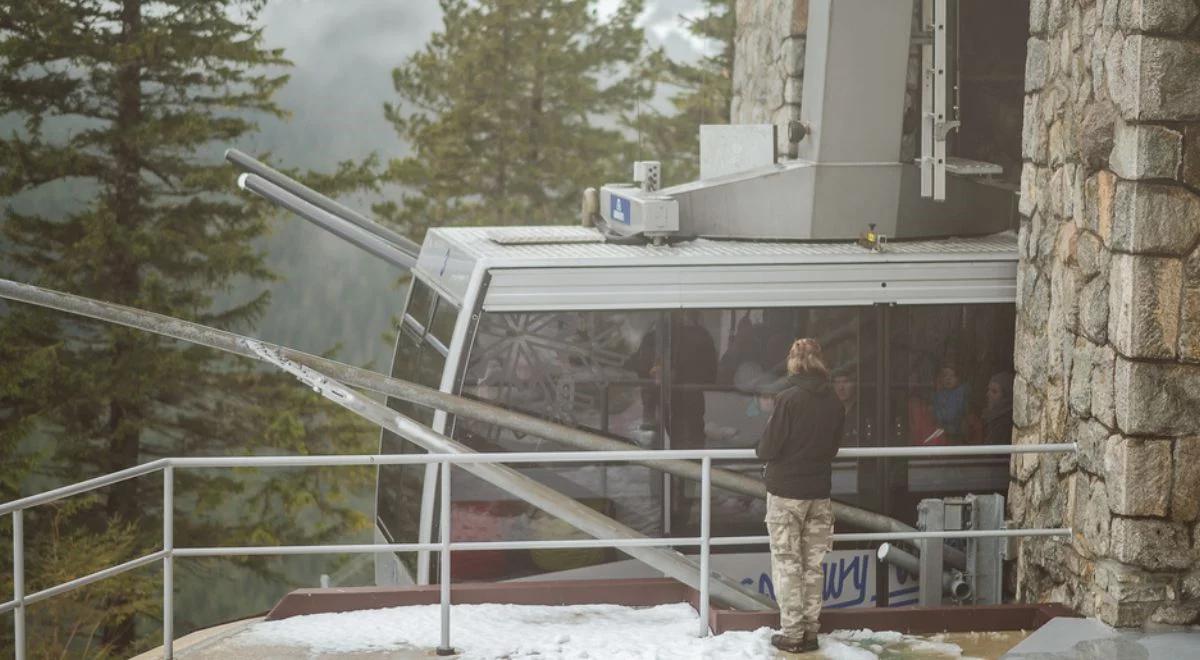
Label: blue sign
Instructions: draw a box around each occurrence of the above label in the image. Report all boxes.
[609,194,631,225]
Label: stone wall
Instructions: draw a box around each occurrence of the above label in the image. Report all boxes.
[730,0,808,153]
[1009,0,1200,627]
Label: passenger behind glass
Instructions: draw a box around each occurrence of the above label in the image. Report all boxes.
[983,371,1015,444]
[629,312,718,450]
[831,370,860,447]
[932,364,968,444]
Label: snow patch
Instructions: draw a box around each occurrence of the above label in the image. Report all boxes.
[234,602,967,659]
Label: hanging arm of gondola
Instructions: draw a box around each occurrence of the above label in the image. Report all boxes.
[225,148,420,269]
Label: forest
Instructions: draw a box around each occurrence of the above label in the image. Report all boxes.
[0,0,732,655]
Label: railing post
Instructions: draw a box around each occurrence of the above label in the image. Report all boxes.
[698,456,711,637]
[436,460,453,656]
[163,466,174,659]
[13,509,25,660]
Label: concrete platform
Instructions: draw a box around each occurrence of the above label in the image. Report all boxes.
[1001,617,1200,659]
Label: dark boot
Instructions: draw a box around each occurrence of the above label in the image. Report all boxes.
[770,633,806,653]
[800,632,820,652]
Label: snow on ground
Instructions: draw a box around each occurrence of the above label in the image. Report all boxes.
[234,602,973,659]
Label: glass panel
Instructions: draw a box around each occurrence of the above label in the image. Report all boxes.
[429,298,459,347]
[882,304,1015,523]
[406,279,435,330]
[452,310,664,579]
[668,307,877,535]
[376,323,439,563]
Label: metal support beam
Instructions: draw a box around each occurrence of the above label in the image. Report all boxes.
[237,173,415,269]
[13,510,25,660]
[0,277,962,569]
[243,339,773,612]
[225,149,420,257]
[918,500,945,607]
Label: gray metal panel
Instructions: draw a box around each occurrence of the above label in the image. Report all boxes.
[797,0,914,163]
[425,226,1018,267]
[699,124,777,180]
[482,260,1016,311]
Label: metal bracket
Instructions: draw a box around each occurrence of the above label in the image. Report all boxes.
[919,0,955,201]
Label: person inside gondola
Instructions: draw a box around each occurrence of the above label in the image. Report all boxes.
[932,364,968,444]
[983,371,1014,444]
[831,370,860,447]
[757,338,844,654]
[628,311,718,450]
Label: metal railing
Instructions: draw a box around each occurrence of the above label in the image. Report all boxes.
[1,443,1076,659]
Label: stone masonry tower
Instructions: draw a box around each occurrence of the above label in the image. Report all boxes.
[731,0,1200,627]
[1008,0,1200,626]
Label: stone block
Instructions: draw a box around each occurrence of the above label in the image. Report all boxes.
[1125,0,1200,35]
[1090,345,1117,428]
[1104,435,1172,516]
[1109,181,1200,255]
[1172,437,1200,522]
[1020,162,1039,217]
[1183,124,1200,189]
[1109,121,1183,180]
[1150,601,1200,625]
[1097,170,1117,245]
[781,36,805,77]
[1187,244,1200,287]
[1080,275,1110,344]
[1126,36,1200,121]
[1074,475,1111,556]
[1181,287,1200,362]
[1182,569,1200,599]
[1115,358,1200,436]
[1095,559,1178,602]
[1098,596,1171,627]
[1023,94,1047,163]
[1013,373,1044,430]
[1110,516,1192,569]
[1027,38,1051,92]
[1106,32,1135,114]
[1103,0,1122,28]
[1069,337,1097,416]
[1031,0,1050,35]
[1013,429,1043,482]
[1108,253,1182,359]
[1076,230,1109,279]
[1076,418,1113,476]
[1049,123,1067,170]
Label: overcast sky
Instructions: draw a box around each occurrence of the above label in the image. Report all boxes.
[245,0,710,170]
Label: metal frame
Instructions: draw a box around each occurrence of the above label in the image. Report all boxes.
[408,226,1018,314]
[2,443,1074,659]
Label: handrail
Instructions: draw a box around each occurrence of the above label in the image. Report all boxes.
[0,459,169,517]
[3,443,1077,659]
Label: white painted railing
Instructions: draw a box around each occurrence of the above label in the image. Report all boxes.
[1,443,1076,658]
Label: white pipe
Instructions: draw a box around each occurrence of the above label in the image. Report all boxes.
[163,466,175,659]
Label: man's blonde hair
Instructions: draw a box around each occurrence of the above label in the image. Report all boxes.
[786,337,830,377]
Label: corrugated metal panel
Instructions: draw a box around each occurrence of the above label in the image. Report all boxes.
[428,226,1017,267]
[483,260,1017,311]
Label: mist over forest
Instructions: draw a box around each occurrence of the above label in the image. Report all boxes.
[0,0,722,653]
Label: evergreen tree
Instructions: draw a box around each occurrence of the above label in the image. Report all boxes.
[0,2,373,654]
[377,0,652,234]
[634,0,735,183]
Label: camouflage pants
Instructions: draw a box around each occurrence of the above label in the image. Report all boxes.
[766,494,833,637]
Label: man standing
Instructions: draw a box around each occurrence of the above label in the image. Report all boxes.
[756,338,845,653]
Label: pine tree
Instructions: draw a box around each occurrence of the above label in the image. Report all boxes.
[634,0,735,184]
[0,2,373,654]
[376,0,653,234]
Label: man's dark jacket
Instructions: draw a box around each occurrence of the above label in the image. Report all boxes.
[756,373,845,500]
